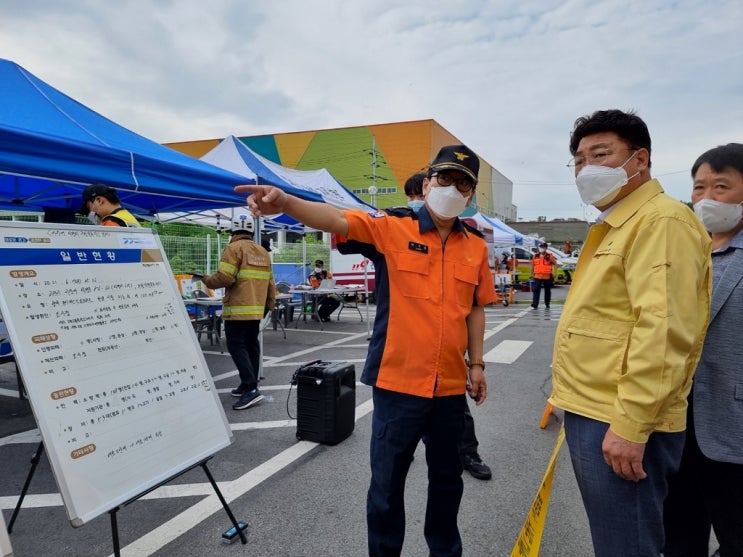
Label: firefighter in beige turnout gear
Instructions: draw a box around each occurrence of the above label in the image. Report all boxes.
[201,215,276,410]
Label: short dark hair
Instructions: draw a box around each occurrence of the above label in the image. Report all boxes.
[569,109,652,167]
[404,172,425,197]
[79,183,120,214]
[691,143,743,178]
[314,259,324,266]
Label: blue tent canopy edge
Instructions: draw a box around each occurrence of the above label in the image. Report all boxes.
[0,58,322,216]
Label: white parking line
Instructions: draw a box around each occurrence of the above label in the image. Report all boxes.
[0,428,41,447]
[264,358,368,368]
[0,400,376,526]
[230,420,295,431]
[2,310,539,553]
[484,340,533,364]
[115,398,375,557]
[484,317,516,340]
[266,332,369,364]
[0,329,374,525]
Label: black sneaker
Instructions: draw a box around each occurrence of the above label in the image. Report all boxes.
[462,453,492,480]
[232,389,264,410]
[231,384,249,397]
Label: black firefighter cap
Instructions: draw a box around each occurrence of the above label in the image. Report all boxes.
[78,183,116,214]
[429,145,479,185]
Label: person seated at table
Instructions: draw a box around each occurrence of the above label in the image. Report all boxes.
[308,259,340,322]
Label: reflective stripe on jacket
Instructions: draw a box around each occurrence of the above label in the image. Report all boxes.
[201,235,276,320]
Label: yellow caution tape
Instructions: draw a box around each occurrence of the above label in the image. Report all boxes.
[510,427,566,557]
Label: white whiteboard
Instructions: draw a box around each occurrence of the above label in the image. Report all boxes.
[0,222,232,526]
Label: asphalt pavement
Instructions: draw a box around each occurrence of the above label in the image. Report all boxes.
[0,285,598,557]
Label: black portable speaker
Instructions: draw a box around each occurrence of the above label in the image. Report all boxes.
[295,360,355,445]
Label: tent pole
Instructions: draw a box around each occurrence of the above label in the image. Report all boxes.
[364,264,371,340]
[205,234,212,275]
[302,235,307,282]
[256,213,265,381]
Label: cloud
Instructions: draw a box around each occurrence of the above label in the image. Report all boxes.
[0,0,740,219]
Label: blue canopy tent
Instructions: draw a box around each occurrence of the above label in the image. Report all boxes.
[0,59,321,216]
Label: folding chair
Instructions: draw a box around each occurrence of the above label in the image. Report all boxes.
[275,282,302,326]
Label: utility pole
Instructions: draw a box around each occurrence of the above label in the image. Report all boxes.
[368,137,378,207]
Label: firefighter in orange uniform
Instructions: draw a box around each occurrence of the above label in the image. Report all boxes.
[240,145,496,557]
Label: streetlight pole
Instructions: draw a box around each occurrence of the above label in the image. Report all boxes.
[369,138,378,207]
[368,185,377,208]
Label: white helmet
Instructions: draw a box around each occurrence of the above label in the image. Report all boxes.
[230,214,254,234]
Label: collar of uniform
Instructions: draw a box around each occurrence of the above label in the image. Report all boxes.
[714,227,743,253]
[229,234,254,244]
[731,228,743,250]
[603,179,664,229]
[416,204,468,236]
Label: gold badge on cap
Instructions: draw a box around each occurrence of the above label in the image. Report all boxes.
[454,151,469,161]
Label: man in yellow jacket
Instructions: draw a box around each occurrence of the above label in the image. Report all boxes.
[549,109,711,557]
[202,215,275,410]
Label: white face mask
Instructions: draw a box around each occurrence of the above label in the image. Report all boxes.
[539,248,547,253]
[87,211,100,225]
[314,267,323,274]
[575,151,639,207]
[693,198,743,234]
[426,185,470,219]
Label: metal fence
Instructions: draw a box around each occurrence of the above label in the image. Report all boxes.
[158,233,330,282]
[158,233,226,275]
[0,216,330,283]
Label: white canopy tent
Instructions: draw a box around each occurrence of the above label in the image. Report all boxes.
[155,135,373,292]
[157,135,372,230]
[469,212,540,248]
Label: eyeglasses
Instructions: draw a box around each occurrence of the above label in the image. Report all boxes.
[567,148,636,171]
[432,173,475,193]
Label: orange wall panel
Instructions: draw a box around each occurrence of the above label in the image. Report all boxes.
[369,120,433,185]
[274,132,316,168]
[165,139,220,158]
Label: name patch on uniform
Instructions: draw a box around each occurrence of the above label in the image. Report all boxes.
[368,210,386,218]
[408,241,428,254]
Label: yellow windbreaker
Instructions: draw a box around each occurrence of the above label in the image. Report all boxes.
[549,179,711,443]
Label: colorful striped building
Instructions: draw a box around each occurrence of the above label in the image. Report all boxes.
[166,119,516,221]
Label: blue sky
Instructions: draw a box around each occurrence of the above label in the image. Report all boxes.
[1,0,740,220]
